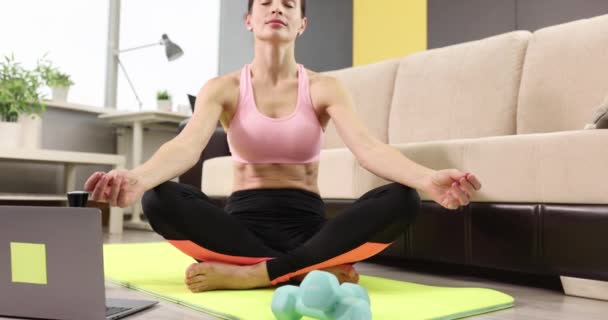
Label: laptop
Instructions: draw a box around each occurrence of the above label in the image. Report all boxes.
[0,206,158,320]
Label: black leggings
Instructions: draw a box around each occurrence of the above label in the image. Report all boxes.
[142,181,420,285]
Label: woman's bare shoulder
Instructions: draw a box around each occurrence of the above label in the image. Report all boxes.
[304,68,346,113]
[305,68,341,83]
[212,70,241,89]
[304,68,323,81]
[306,68,344,96]
[198,70,240,103]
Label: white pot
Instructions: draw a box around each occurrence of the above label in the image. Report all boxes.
[19,113,43,149]
[0,121,22,149]
[52,86,70,102]
[157,99,172,112]
[176,104,192,115]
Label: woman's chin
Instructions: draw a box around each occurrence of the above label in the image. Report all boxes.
[256,33,295,43]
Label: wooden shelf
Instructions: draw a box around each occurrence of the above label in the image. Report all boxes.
[0,148,125,166]
[0,193,66,201]
[43,99,115,114]
[0,148,126,234]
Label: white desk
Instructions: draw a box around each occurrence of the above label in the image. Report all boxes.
[43,99,118,115]
[98,111,190,231]
[0,148,126,233]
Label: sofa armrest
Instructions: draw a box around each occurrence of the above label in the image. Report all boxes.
[391,129,608,204]
[178,119,231,189]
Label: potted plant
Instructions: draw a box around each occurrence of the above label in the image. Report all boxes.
[156,89,172,112]
[36,54,74,102]
[0,54,46,149]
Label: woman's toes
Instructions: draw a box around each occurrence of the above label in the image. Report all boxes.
[187,262,210,278]
[185,275,205,285]
[187,276,210,292]
[188,283,203,293]
[344,266,359,283]
[185,264,213,292]
[338,270,351,283]
[186,263,199,277]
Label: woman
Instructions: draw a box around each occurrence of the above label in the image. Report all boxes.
[85,0,481,292]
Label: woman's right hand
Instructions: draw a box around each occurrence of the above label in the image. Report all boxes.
[84,169,146,208]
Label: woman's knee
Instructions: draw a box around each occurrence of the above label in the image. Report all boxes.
[141,182,193,240]
[141,181,179,220]
[384,183,421,223]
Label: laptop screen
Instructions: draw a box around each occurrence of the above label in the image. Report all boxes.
[0,206,106,320]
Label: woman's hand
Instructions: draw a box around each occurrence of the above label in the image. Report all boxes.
[421,169,482,210]
[84,169,146,208]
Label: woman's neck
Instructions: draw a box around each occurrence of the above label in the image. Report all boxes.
[251,41,298,84]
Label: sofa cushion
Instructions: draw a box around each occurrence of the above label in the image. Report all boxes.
[389,31,530,144]
[322,58,400,149]
[201,156,234,197]
[316,149,358,198]
[517,14,608,134]
[380,130,608,204]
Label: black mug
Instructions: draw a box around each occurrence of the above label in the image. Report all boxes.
[67,191,89,207]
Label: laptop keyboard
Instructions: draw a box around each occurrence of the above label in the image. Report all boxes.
[106,306,131,316]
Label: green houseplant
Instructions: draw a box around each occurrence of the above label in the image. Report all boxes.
[36,54,74,102]
[0,54,46,121]
[0,54,46,148]
[156,89,172,112]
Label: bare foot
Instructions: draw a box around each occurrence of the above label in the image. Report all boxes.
[185,261,271,292]
[292,264,360,284]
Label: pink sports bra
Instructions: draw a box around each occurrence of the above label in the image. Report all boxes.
[226,64,323,164]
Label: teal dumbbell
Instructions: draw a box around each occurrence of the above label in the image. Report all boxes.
[271,285,302,320]
[271,270,371,320]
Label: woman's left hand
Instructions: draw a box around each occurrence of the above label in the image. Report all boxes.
[421,169,482,210]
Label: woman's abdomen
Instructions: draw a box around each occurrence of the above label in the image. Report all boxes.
[231,162,320,195]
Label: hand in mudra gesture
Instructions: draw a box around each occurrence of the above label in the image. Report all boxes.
[421,169,482,210]
[84,170,145,208]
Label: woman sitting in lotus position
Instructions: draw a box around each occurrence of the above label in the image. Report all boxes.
[85,0,481,292]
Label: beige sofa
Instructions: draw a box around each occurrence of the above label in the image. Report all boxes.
[203,15,607,203]
[195,14,608,299]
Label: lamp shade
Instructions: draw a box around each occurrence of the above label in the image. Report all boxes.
[161,34,184,61]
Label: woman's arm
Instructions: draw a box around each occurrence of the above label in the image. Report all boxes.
[130,77,228,190]
[319,76,481,209]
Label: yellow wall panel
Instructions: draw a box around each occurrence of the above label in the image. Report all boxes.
[354,0,427,66]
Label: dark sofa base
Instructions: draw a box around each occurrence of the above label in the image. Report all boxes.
[208,198,608,283]
[329,200,608,282]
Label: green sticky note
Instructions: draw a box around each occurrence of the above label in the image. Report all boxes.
[10,242,47,285]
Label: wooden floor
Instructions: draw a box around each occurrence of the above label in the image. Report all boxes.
[97,229,608,320]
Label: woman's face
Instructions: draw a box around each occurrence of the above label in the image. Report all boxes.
[246,0,307,43]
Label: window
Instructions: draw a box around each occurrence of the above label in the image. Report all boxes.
[1,0,110,107]
[1,0,220,110]
[118,0,220,110]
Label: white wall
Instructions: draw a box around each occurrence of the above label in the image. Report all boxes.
[0,0,220,110]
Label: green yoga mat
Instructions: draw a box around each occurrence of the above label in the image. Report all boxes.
[103,242,513,320]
